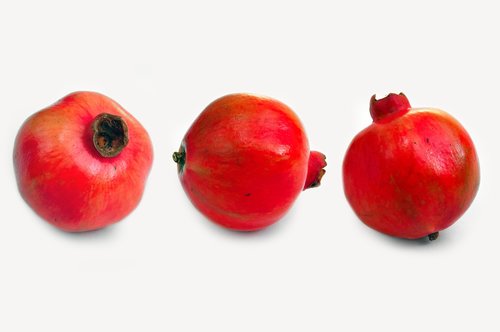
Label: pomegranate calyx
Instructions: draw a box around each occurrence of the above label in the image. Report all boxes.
[92,113,129,157]
[303,151,327,190]
[428,232,439,241]
[370,93,411,122]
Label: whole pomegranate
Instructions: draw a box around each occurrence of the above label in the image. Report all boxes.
[173,93,326,231]
[14,91,153,232]
[343,93,479,240]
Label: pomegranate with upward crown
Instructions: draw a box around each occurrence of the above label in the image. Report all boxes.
[343,93,479,240]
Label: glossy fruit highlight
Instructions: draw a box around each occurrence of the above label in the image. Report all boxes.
[14,91,153,232]
[174,93,326,231]
[343,93,479,240]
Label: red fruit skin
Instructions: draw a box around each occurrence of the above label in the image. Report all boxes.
[343,94,480,239]
[13,91,153,232]
[176,93,326,231]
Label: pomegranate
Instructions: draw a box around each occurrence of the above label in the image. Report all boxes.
[14,91,153,232]
[173,93,326,231]
[343,93,480,240]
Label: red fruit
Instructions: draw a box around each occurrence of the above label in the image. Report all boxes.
[343,93,480,240]
[173,93,326,231]
[14,92,153,232]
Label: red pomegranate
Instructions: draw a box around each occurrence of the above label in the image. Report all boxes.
[14,91,153,232]
[343,93,480,240]
[173,93,326,231]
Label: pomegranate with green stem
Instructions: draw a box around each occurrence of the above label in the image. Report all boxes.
[173,93,326,231]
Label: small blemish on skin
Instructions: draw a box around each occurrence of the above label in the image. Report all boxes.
[426,138,430,144]
[244,193,251,197]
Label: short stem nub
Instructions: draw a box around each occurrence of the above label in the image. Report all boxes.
[92,113,129,158]
[172,151,185,164]
[428,232,439,241]
[173,147,186,173]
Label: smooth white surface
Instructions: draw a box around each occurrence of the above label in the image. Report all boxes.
[1,1,498,331]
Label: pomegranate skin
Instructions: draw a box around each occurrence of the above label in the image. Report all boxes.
[14,91,153,232]
[343,94,479,240]
[174,93,326,231]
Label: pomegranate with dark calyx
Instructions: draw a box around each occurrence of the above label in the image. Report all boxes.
[14,91,153,232]
[173,93,326,231]
[343,93,479,240]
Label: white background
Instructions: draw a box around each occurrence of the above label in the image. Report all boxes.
[1,1,498,331]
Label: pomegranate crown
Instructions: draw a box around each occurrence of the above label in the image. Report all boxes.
[370,93,411,122]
